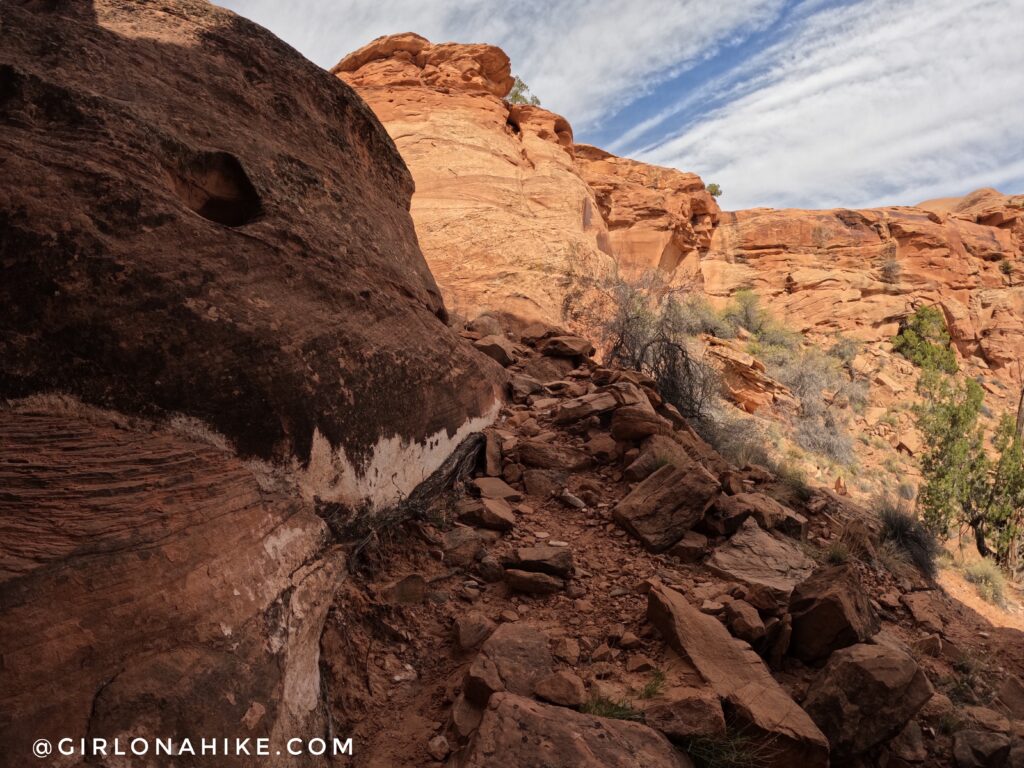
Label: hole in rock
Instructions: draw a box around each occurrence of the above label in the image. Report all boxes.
[169,151,261,227]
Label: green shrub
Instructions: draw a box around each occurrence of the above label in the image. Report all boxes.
[723,290,765,335]
[963,559,1006,605]
[695,410,771,468]
[828,335,860,367]
[671,295,734,338]
[878,497,939,577]
[706,182,723,198]
[892,306,958,373]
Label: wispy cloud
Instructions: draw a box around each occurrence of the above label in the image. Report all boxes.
[215,0,786,128]
[217,0,1024,209]
[632,0,1024,208]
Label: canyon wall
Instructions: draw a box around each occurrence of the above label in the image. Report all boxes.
[333,33,720,323]
[338,35,1023,381]
[0,3,503,764]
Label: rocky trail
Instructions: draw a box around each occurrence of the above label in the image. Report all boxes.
[320,325,1024,768]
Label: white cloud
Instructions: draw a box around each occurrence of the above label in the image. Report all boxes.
[215,0,786,128]
[633,0,1024,208]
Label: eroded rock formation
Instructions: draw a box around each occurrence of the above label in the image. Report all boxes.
[334,33,721,323]
[704,190,1024,377]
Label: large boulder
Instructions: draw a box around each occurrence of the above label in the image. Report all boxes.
[458,693,694,767]
[788,565,880,662]
[613,461,720,552]
[0,2,505,763]
[0,1,503,507]
[803,643,934,759]
[706,518,817,603]
[647,585,829,767]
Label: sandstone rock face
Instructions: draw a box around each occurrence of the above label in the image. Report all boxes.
[336,35,720,324]
[647,585,829,767]
[0,405,340,766]
[704,191,1023,378]
[0,2,503,508]
[575,144,719,282]
[459,693,694,768]
[804,643,934,759]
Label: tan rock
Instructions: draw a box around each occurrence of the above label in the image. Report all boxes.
[788,565,880,662]
[534,671,587,708]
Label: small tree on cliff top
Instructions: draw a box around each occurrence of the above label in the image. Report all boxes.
[508,75,540,106]
[706,183,723,198]
[915,371,1024,565]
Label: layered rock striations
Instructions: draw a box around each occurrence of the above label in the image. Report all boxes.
[334,33,721,323]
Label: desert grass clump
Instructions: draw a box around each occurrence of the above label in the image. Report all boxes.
[580,697,643,721]
[638,670,666,700]
[685,727,781,768]
[963,558,1006,606]
[878,496,939,577]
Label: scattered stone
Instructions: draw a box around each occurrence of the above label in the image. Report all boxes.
[459,693,693,767]
[803,642,934,759]
[625,655,656,673]
[583,433,619,463]
[647,585,829,766]
[443,526,486,566]
[558,490,587,509]
[613,462,720,552]
[457,497,516,531]
[474,334,516,366]
[503,545,573,577]
[455,612,497,651]
[472,476,524,502]
[724,599,766,644]
[643,687,727,741]
[591,643,615,662]
[901,592,944,634]
[788,565,880,662]
[426,734,450,761]
[499,609,520,623]
[702,492,806,539]
[518,439,593,471]
[505,569,565,595]
[554,383,647,424]
[668,531,709,563]
[534,670,587,708]
[450,694,484,740]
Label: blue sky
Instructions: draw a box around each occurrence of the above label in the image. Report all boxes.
[217,0,1024,210]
